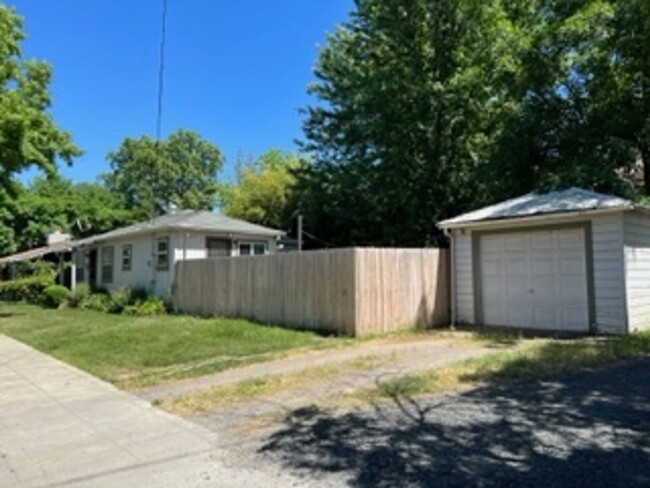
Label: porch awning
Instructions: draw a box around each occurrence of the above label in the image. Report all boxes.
[0,241,76,265]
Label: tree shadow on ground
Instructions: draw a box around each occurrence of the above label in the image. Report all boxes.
[259,358,650,487]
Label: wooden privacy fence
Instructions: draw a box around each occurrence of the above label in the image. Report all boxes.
[173,248,450,336]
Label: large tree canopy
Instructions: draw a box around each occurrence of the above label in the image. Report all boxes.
[297,0,526,246]
[219,149,302,230]
[487,0,650,198]
[103,129,223,220]
[297,0,650,247]
[0,5,80,191]
[0,177,134,255]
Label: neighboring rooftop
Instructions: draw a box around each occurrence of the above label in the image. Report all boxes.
[438,187,638,228]
[76,210,285,246]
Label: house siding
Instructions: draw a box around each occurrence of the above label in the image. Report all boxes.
[452,230,474,324]
[450,212,628,334]
[97,234,157,293]
[89,230,279,298]
[623,211,650,332]
[591,213,627,334]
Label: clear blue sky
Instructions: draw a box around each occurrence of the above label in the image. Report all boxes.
[9,1,353,184]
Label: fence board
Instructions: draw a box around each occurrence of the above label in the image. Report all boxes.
[173,248,449,336]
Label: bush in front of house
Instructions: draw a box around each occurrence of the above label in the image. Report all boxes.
[108,286,150,313]
[42,285,71,308]
[108,286,132,313]
[71,286,166,316]
[0,275,55,303]
[122,296,167,316]
[67,283,90,308]
[14,260,57,280]
[79,292,114,313]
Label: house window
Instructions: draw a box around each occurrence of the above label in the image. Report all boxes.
[239,242,267,256]
[156,237,169,270]
[74,252,85,282]
[206,237,231,258]
[122,244,132,271]
[101,246,114,284]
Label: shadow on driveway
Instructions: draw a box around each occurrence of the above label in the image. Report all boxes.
[259,358,650,487]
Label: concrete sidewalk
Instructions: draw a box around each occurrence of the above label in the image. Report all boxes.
[0,335,294,487]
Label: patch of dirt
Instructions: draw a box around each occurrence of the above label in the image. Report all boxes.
[152,337,503,440]
[136,332,476,402]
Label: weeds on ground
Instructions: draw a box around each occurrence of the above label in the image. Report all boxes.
[348,331,650,406]
[160,353,394,415]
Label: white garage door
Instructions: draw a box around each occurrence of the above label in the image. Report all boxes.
[479,228,589,331]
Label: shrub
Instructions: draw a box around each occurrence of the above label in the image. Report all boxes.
[15,260,57,280]
[0,275,55,303]
[109,286,133,313]
[67,283,91,308]
[80,292,113,313]
[123,297,167,316]
[42,285,71,308]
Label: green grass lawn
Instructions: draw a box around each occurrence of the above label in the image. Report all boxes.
[0,302,345,389]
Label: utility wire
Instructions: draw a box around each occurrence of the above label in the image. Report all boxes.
[301,229,338,248]
[155,0,168,142]
[153,0,169,217]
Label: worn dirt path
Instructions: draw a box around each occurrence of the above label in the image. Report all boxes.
[190,338,497,436]
[137,335,510,445]
[135,333,489,403]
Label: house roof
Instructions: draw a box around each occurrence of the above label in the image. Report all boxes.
[0,240,74,265]
[76,210,285,246]
[438,187,639,228]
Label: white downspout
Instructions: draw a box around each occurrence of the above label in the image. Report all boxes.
[447,228,456,327]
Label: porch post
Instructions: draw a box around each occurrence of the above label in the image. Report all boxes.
[70,251,77,290]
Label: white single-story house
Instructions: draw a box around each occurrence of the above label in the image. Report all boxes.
[438,187,650,334]
[73,210,285,297]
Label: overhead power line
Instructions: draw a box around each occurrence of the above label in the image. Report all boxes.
[155,0,168,142]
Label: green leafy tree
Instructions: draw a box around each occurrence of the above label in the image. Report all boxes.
[103,129,223,219]
[220,149,302,229]
[487,0,650,198]
[590,0,650,194]
[0,5,80,191]
[3,177,134,253]
[298,0,527,246]
[0,187,18,254]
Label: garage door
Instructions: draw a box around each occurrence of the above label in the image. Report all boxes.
[479,228,589,331]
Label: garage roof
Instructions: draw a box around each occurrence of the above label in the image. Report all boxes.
[439,187,639,228]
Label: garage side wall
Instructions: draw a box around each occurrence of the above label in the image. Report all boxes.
[591,214,627,334]
[623,211,650,332]
[452,230,474,324]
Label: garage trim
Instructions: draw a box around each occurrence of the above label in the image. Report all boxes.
[471,221,596,333]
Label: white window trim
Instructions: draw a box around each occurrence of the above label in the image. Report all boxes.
[156,236,170,271]
[239,241,267,256]
[122,244,132,271]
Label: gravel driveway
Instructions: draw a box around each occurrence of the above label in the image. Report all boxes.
[257,358,650,487]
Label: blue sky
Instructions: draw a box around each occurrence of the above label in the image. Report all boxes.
[9,1,353,184]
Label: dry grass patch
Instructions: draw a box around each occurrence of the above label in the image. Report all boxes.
[159,353,394,415]
[336,332,650,408]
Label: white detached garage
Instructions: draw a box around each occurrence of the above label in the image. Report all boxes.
[438,188,650,334]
